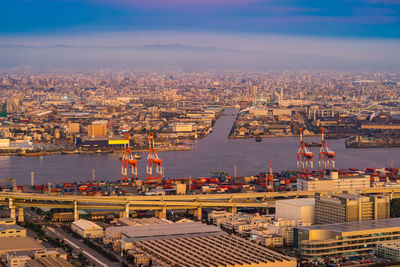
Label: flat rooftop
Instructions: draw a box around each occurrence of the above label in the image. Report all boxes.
[118,217,172,226]
[0,224,24,231]
[299,218,400,233]
[0,237,43,254]
[276,198,315,206]
[109,222,222,240]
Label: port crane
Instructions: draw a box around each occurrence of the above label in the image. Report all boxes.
[121,133,137,181]
[146,132,163,180]
[318,127,336,173]
[267,160,273,192]
[297,128,313,174]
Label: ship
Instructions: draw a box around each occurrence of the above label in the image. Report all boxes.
[62,150,80,155]
[345,135,400,148]
[255,136,262,142]
[18,151,46,156]
[134,153,141,159]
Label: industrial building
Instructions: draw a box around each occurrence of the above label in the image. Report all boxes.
[71,219,104,238]
[75,136,134,148]
[297,172,370,191]
[295,218,400,259]
[315,193,390,224]
[275,198,315,224]
[6,249,70,267]
[0,237,43,257]
[116,222,296,267]
[0,224,26,238]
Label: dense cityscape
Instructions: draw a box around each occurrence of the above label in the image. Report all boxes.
[2,0,400,266]
[1,70,400,266]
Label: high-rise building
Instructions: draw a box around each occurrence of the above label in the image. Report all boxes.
[315,193,390,224]
[88,120,107,137]
[250,85,258,97]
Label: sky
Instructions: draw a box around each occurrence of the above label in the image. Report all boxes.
[1,0,400,70]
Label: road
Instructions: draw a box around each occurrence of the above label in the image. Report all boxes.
[45,226,120,267]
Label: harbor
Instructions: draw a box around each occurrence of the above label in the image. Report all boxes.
[2,108,400,185]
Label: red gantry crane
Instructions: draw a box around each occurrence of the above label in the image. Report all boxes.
[297,128,313,174]
[146,132,163,180]
[121,133,137,181]
[267,160,274,192]
[319,127,336,173]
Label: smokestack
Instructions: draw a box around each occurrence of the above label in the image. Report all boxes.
[31,172,34,187]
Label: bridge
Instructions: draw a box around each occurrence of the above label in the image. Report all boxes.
[2,187,400,222]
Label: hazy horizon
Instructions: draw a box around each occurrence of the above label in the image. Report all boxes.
[2,0,400,71]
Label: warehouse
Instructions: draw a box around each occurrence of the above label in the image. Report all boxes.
[0,237,43,257]
[0,224,26,238]
[117,222,296,267]
[75,136,134,148]
[71,219,104,238]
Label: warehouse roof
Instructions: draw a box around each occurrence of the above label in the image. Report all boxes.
[72,219,102,231]
[108,222,222,240]
[0,237,43,254]
[0,224,24,231]
[134,233,296,266]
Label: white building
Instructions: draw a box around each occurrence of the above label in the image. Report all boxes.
[71,219,104,239]
[275,198,315,224]
[297,172,370,192]
[173,123,193,132]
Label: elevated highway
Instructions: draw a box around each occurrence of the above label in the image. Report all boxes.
[1,186,400,221]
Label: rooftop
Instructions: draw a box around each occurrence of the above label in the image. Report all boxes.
[72,219,102,230]
[109,222,222,240]
[0,237,43,253]
[298,218,400,233]
[134,233,296,266]
[0,224,25,231]
[276,198,315,207]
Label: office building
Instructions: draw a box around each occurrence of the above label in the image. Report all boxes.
[295,218,400,259]
[315,193,390,224]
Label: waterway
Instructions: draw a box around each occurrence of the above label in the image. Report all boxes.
[2,108,400,185]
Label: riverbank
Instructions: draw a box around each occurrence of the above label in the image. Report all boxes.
[0,145,192,157]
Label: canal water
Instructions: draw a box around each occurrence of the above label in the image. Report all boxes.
[1,108,400,185]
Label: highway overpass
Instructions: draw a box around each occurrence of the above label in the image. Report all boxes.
[1,187,400,221]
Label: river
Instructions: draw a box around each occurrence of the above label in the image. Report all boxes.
[1,108,400,185]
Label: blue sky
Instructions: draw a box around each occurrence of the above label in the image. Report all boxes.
[1,0,400,38]
[1,0,400,70]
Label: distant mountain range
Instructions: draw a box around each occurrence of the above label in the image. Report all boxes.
[0,43,398,71]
